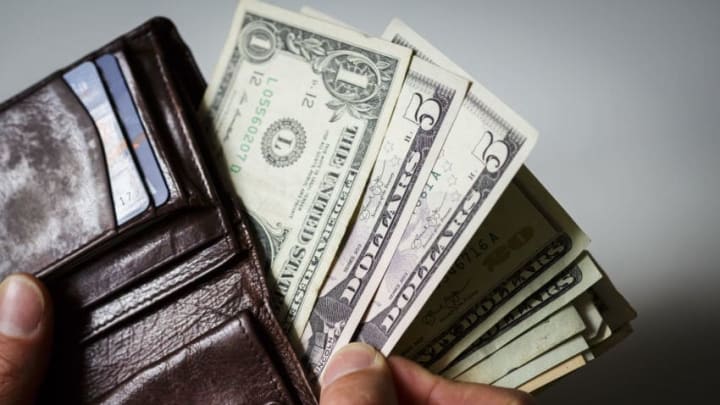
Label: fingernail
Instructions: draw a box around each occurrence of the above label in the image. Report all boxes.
[0,275,45,338]
[321,343,379,387]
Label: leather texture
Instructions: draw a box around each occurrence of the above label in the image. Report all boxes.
[100,313,296,404]
[0,79,115,275]
[0,18,316,404]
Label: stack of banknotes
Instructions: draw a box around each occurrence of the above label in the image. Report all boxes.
[201,0,636,393]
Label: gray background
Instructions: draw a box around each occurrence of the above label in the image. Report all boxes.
[2,0,719,403]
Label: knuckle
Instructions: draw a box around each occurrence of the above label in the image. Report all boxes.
[0,350,22,382]
[0,349,23,398]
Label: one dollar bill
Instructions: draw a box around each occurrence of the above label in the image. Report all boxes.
[201,0,411,338]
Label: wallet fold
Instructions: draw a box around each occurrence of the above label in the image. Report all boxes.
[0,17,316,404]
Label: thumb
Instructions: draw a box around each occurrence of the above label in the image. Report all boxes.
[320,343,397,405]
[0,274,52,405]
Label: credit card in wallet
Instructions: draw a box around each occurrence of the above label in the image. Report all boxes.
[64,62,150,225]
[96,54,169,207]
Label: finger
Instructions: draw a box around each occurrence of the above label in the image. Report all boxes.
[388,356,535,405]
[0,274,53,405]
[319,343,398,405]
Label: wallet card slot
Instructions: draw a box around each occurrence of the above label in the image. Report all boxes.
[0,70,204,280]
[0,78,117,277]
[112,43,216,214]
[0,51,228,280]
[21,75,165,279]
[22,23,253,331]
[43,255,313,404]
[56,207,230,310]
[80,233,238,342]
[112,50,187,214]
[43,248,248,403]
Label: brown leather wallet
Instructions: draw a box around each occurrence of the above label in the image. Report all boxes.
[0,18,316,404]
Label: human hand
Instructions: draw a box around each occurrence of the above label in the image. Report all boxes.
[0,274,52,404]
[320,342,534,405]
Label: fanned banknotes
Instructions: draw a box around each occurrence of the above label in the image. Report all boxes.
[205,1,635,393]
[395,167,590,373]
[454,305,587,385]
[300,58,469,376]
[355,19,538,356]
[441,253,603,378]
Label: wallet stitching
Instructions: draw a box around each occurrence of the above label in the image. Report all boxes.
[238,319,290,404]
